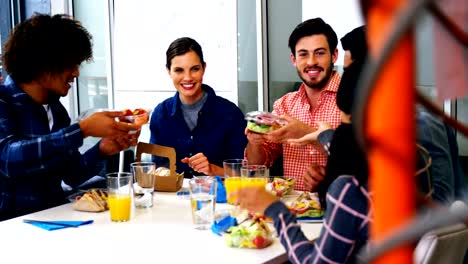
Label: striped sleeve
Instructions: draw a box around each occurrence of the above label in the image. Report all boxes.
[265,175,371,264]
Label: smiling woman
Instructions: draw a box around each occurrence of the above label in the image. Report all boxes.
[149,37,248,179]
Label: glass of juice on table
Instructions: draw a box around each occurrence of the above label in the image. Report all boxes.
[223,159,246,204]
[189,177,217,230]
[107,172,133,222]
[241,165,268,188]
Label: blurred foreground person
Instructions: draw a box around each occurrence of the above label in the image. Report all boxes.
[0,14,141,220]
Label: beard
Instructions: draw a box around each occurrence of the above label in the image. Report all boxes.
[297,62,334,91]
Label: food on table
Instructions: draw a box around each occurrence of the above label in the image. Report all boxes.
[245,111,287,134]
[72,189,108,212]
[119,108,150,125]
[224,217,273,249]
[266,177,296,197]
[288,192,324,218]
[154,167,171,177]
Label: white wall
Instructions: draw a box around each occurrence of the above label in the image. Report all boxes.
[112,0,238,112]
[302,0,364,66]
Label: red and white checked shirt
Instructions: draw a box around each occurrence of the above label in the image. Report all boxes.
[265,72,341,191]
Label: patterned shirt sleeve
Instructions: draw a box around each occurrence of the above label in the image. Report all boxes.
[265,176,370,264]
[317,129,335,156]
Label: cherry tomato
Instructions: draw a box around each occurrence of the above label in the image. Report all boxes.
[123,109,133,116]
[252,235,266,248]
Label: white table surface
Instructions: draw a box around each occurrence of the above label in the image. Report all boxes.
[0,185,323,264]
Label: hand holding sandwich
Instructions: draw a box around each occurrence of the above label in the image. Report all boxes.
[266,115,315,144]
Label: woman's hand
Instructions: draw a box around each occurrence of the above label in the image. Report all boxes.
[181,153,223,176]
[287,122,332,146]
[231,187,278,214]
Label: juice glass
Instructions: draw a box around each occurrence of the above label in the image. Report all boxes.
[224,177,242,204]
[223,159,247,205]
[241,165,268,189]
[107,172,133,222]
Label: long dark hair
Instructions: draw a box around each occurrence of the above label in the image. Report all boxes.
[317,61,369,209]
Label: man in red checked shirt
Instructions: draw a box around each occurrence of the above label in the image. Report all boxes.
[245,18,341,192]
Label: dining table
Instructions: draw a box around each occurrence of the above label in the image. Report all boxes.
[0,181,323,264]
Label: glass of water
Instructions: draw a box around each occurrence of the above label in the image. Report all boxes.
[130,162,156,208]
[189,177,217,230]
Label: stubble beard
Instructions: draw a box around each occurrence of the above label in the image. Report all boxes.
[298,63,334,91]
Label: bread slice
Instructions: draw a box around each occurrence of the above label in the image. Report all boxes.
[72,192,106,212]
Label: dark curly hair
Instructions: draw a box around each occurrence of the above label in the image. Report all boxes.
[166,37,205,70]
[288,17,338,56]
[2,13,93,84]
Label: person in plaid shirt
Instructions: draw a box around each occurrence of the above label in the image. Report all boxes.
[0,14,141,220]
[235,54,370,264]
[245,18,341,191]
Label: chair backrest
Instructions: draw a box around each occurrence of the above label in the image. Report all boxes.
[414,222,468,264]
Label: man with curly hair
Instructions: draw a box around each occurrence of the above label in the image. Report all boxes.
[0,13,140,220]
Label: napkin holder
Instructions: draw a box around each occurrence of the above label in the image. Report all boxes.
[135,142,183,192]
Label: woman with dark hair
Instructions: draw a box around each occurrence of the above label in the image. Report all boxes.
[149,37,247,177]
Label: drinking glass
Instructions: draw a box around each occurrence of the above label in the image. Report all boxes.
[107,172,133,222]
[241,165,268,189]
[131,162,156,208]
[189,177,217,230]
[223,159,246,205]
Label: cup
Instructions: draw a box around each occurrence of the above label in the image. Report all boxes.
[223,159,246,205]
[130,162,156,208]
[241,165,268,189]
[223,159,246,178]
[189,177,217,230]
[107,172,133,222]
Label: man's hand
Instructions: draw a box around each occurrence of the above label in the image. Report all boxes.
[231,187,279,214]
[266,115,314,143]
[287,122,332,146]
[79,111,141,138]
[245,128,268,145]
[99,132,139,156]
[303,164,326,191]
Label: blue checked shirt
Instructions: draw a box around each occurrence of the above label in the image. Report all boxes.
[0,76,104,220]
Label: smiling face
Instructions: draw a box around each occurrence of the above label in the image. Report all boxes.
[39,65,79,98]
[167,50,206,104]
[291,34,337,91]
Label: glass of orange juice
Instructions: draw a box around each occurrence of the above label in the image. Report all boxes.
[241,165,268,189]
[107,172,133,222]
[223,159,247,204]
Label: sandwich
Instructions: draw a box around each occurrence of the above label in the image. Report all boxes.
[245,111,287,134]
[72,189,108,212]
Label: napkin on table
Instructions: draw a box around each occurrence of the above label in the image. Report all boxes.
[23,219,94,231]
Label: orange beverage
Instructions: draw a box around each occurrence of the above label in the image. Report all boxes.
[108,194,131,222]
[224,177,242,204]
[242,177,268,189]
